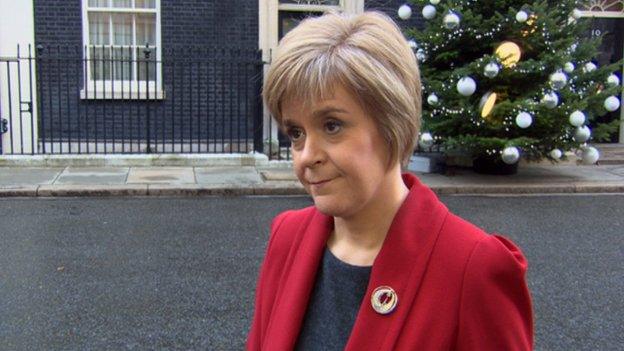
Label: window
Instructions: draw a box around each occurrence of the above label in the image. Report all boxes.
[279,0,340,5]
[81,0,163,99]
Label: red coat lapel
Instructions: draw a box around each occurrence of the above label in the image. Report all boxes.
[345,174,449,350]
[262,209,334,350]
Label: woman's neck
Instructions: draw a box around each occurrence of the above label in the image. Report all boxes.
[328,169,409,266]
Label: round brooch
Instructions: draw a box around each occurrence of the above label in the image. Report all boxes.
[371,286,398,315]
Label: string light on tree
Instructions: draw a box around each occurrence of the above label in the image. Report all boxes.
[398,4,412,20]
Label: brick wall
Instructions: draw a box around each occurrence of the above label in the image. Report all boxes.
[31,0,261,151]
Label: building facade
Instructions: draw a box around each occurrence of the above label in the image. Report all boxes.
[0,1,621,156]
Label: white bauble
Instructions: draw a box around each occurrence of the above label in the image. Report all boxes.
[422,5,437,19]
[427,93,439,106]
[569,110,586,127]
[572,9,582,20]
[550,149,562,160]
[419,132,434,149]
[456,76,476,96]
[501,146,520,164]
[416,49,426,61]
[564,62,575,73]
[398,4,412,20]
[582,146,600,165]
[541,92,559,109]
[408,40,418,49]
[574,126,591,143]
[515,111,533,129]
[583,62,597,73]
[604,96,621,112]
[430,0,440,4]
[515,11,528,23]
[607,74,620,87]
[484,62,500,78]
[550,71,568,90]
[443,12,460,29]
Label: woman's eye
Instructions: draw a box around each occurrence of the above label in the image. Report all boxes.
[325,120,342,134]
[287,128,304,141]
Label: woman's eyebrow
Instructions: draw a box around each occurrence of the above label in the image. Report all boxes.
[282,106,348,126]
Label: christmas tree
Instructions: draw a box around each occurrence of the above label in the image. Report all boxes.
[398,0,622,170]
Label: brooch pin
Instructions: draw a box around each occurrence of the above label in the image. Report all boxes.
[371,286,398,315]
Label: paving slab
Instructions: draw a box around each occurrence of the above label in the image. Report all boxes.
[54,167,129,185]
[0,167,64,186]
[195,166,263,185]
[605,165,624,177]
[547,165,624,182]
[126,167,195,184]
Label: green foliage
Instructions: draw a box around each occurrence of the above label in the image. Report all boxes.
[407,0,623,161]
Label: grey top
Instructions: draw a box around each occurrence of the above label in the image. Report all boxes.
[295,246,372,351]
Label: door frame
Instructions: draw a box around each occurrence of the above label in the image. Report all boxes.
[580,4,624,142]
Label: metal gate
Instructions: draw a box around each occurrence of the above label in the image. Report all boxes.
[1,44,265,155]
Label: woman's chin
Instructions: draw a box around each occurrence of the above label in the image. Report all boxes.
[312,196,352,218]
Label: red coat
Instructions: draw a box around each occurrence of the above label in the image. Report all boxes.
[247,173,533,350]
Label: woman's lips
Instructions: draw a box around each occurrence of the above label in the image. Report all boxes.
[308,178,334,189]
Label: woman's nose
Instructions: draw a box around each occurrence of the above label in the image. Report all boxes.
[299,134,325,167]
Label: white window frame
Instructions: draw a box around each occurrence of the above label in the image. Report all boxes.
[80,0,164,99]
[278,0,343,13]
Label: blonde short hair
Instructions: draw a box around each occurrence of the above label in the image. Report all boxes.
[263,10,421,167]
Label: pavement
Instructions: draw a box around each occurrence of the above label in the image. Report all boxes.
[1,153,624,196]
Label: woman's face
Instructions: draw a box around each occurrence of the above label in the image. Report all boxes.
[281,85,395,219]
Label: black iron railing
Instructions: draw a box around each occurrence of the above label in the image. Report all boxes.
[0,44,264,155]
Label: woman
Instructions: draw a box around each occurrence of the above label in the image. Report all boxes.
[247,10,533,351]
